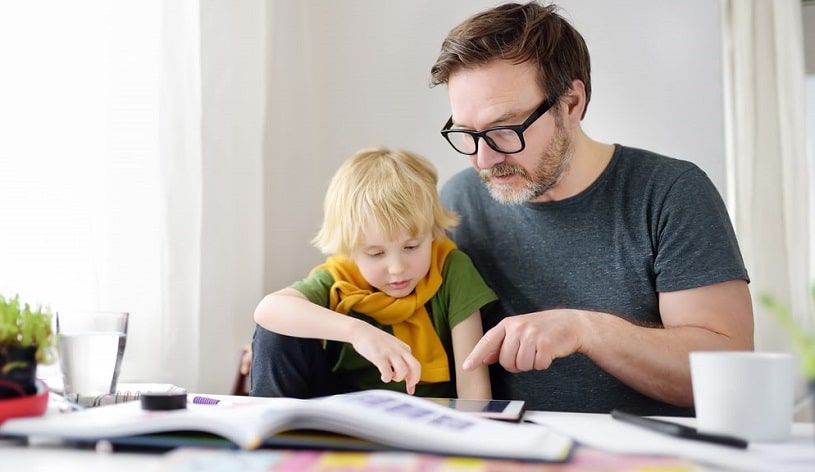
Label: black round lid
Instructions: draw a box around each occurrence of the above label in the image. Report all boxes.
[141,390,188,411]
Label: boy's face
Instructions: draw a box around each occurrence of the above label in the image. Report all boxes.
[350,225,433,298]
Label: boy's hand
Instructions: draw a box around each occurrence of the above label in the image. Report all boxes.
[349,323,421,395]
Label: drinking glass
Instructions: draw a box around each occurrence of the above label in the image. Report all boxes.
[56,311,129,395]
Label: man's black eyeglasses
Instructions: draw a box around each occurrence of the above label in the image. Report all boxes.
[440,96,558,155]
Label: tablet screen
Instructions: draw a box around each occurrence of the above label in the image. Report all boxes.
[427,398,526,422]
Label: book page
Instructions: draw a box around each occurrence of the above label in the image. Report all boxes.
[1,390,574,462]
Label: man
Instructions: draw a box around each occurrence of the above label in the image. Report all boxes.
[430,1,753,415]
[246,1,753,415]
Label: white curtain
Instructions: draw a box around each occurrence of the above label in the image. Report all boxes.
[722,1,813,351]
[160,0,266,393]
[158,0,203,392]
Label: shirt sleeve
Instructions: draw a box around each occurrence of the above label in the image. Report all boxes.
[652,166,749,292]
[290,269,334,308]
[437,249,498,328]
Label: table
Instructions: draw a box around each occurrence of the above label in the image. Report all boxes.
[2,397,813,472]
[2,442,163,472]
[524,411,814,472]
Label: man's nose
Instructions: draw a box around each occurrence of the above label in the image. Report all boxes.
[474,143,506,170]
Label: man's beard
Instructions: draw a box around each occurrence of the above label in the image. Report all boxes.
[479,123,572,205]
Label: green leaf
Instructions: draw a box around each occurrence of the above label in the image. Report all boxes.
[759,288,815,379]
[0,293,56,365]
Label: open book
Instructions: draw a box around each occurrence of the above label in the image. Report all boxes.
[0,389,574,462]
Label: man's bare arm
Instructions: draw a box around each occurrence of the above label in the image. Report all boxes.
[464,280,754,406]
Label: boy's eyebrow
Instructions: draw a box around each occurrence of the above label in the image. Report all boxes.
[359,244,384,251]
[357,236,424,250]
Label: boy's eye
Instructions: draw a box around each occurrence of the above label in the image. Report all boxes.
[366,251,384,258]
[404,245,418,251]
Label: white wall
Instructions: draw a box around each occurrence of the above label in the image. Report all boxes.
[260,0,725,294]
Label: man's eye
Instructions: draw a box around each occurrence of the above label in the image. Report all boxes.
[491,128,516,137]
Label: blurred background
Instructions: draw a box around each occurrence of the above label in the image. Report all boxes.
[0,1,812,407]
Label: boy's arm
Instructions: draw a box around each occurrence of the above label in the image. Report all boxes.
[253,288,422,394]
[451,311,492,399]
[254,287,359,339]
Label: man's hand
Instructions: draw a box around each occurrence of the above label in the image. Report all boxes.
[462,310,586,373]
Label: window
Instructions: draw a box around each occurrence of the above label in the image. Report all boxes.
[0,1,162,381]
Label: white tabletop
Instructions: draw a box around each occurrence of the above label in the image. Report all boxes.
[523,411,815,472]
[2,395,814,472]
[1,439,163,472]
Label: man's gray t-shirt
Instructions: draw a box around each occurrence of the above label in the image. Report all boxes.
[440,144,748,416]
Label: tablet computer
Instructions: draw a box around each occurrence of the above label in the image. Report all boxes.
[427,398,526,422]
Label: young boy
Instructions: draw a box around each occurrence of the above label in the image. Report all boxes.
[252,147,497,399]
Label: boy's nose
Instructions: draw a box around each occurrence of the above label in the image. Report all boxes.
[388,257,405,275]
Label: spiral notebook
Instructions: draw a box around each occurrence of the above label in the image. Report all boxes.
[41,378,184,408]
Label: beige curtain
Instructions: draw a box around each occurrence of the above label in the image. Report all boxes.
[722,1,813,352]
[159,0,267,393]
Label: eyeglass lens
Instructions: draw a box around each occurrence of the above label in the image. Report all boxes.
[447,128,523,154]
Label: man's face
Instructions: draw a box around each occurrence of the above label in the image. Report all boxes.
[447,60,572,204]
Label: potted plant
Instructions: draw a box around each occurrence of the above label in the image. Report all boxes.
[0,294,56,399]
[759,285,815,406]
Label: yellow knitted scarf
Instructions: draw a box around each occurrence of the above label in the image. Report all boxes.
[317,237,456,383]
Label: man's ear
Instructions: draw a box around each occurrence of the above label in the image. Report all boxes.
[563,79,587,125]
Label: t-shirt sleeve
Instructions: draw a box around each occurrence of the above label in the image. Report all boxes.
[653,166,749,292]
[290,269,334,308]
[438,249,499,328]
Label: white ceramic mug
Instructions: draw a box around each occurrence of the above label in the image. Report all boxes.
[689,351,795,442]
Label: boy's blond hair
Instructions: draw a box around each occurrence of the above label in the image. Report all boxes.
[312,147,460,256]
